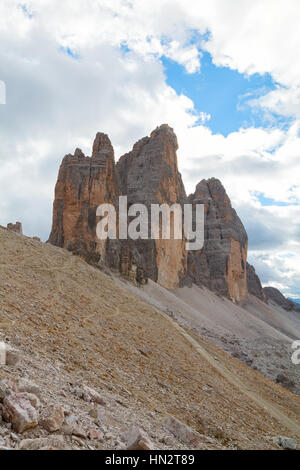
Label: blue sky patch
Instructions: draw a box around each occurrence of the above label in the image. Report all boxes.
[256,193,299,207]
[60,46,80,60]
[162,52,278,136]
[19,3,33,18]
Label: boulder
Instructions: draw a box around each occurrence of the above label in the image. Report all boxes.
[164,415,200,446]
[89,405,112,426]
[121,426,154,450]
[7,222,22,234]
[61,414,86,438]
[5,345,20,366]
[74,384,106,405]
[88,428,103,441]
[2,392,39,433]
[19,435,68,450]
[18,378,40,397]
[0,342,20,366]
[40,405,64,432]
[0,378,18,402]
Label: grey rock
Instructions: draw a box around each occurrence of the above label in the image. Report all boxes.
[121,426,154,450]
[18,378,40,397]
[275,373,295,392]
[6,222,23,234]
[5,345,20,366]
[61,414,86,438]
[164,415,200,446]
[273,436,297,450]
[188,178,248,302]
[2,392,39,433]
[19,435,68,450]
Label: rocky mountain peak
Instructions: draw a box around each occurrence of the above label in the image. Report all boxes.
[50,125,253,301]
[193,177,227,198]
[116,124,185,207]
[115,125,187,288]
[74,148,85,159]
[149,123,178,150]
[188,177,248,302]
[48,132,118,265]
[92,132,114,159]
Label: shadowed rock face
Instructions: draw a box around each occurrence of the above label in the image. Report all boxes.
[188,178,248,302]
[49,125,249,300]
[264,286,300,312]
[247,263,266,302]
[116,124,188,288]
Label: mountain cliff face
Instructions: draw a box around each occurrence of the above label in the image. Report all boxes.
[188,178,248,302]
[116,124,188,289]
[48,133,118,265]
[247,263,266,302]
[49,125,251,301]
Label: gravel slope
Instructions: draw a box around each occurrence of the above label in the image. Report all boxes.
[0,226,299,450]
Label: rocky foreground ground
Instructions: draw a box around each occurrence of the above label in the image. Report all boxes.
[0,226,299,450]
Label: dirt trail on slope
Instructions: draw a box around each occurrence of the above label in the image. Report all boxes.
[162,312,300,437]
[119,278,300,396]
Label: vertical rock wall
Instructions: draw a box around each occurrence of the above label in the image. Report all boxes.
[188,178,248,302]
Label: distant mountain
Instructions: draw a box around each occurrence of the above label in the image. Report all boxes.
[264,287,300,312]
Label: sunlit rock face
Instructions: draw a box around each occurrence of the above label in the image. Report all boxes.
[48,133,118,265]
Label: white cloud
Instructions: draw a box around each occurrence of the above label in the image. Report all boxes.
[198,0,300,86]
[250,85,300,119]
[0,3,200,239]
[178,122,300,297]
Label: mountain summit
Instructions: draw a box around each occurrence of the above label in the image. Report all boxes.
[49,125,256,303]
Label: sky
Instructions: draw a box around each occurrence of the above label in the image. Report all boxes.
[0,0,300,298]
